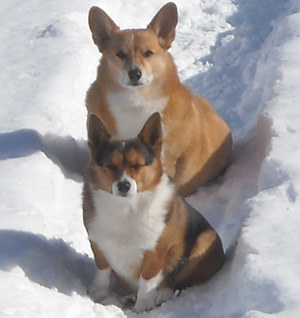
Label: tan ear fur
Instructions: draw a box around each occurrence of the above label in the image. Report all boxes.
[148,2,178,49]
[88,6,120,52]
[138,112,162,152]
[87,113,111,155]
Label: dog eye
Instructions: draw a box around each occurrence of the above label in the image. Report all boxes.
[105,164,117,170]
[116,50,127,59]
[131,163,143,170]
[144,50,153,57]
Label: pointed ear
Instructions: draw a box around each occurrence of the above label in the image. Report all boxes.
[88,6,120,52]
[138,112,162,152]
[148,2,178,49]
[87,114,111,155]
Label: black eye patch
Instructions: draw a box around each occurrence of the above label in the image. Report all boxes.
[95,141,123,167]
[125,140,155,166]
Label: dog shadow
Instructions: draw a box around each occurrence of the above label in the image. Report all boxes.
[0,129,89,181]
[0,229,94,296]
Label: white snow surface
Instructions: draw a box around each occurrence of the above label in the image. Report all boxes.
[1,0,300,317]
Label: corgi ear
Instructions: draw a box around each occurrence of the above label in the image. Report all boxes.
[88,6,120,52]
[87,114,111,155]
[148,2,178,49]
[138,112,162,152]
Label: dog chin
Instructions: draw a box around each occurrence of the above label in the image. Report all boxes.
[119,77,151,89]
[126,79,151,88]
[112,191,137,198]
[128,82,145,87]
[115,192,132,197]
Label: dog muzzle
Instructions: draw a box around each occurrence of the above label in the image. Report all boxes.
[112,175,138,197]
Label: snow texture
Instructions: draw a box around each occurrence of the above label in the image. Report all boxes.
[1,0,300,317]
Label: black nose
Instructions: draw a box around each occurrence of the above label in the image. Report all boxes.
[128,68,142,82]
[117,181,131,195]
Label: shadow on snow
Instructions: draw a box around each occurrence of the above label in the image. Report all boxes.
[0,229,94,296]
[0,129,88,181]
[185,0,288,139]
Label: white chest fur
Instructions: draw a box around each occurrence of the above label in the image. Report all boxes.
[88,174,174,287]
[107,90,169,139]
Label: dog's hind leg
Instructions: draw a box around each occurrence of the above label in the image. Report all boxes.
[174,230,225,290]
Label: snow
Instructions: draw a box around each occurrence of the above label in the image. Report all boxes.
[1,0,300,317]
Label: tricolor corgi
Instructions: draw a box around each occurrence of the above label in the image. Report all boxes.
[83,112,225,312]
[86,2,232,196]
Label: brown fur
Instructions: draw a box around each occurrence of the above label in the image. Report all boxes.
[86,2,232,196]
[83,112,225,310]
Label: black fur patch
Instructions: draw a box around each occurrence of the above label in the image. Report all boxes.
[125,139,155,166]
[95,141,123,166]
[183,202,211,258]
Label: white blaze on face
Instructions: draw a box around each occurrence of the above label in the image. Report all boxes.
[112,173,138,196]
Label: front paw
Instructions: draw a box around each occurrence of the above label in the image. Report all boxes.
[133,288,173,313]
[88,284,109,303]
[88,267,111,302]
[134,297,155,313]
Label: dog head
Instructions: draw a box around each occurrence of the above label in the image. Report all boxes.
[88,2,178,88]
[87,112,163,196]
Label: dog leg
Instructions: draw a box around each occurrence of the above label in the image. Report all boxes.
[134,275,174,312]
[134,271,164,313]
[134,248,174,312]
[88,240,111,302]
[88,267,111,302]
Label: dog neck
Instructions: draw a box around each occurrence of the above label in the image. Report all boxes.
[107,90,169,139]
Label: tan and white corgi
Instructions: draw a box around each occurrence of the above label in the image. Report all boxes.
[86,2,232,196]
[83,112,225,312]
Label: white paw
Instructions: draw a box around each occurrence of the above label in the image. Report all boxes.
[133,288,174,312]
[88,268,111,302]
[134,297,155,313]
[134,286,156,313]
[88,284,109,302]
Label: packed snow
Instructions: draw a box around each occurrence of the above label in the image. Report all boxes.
[1,0,300,317]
